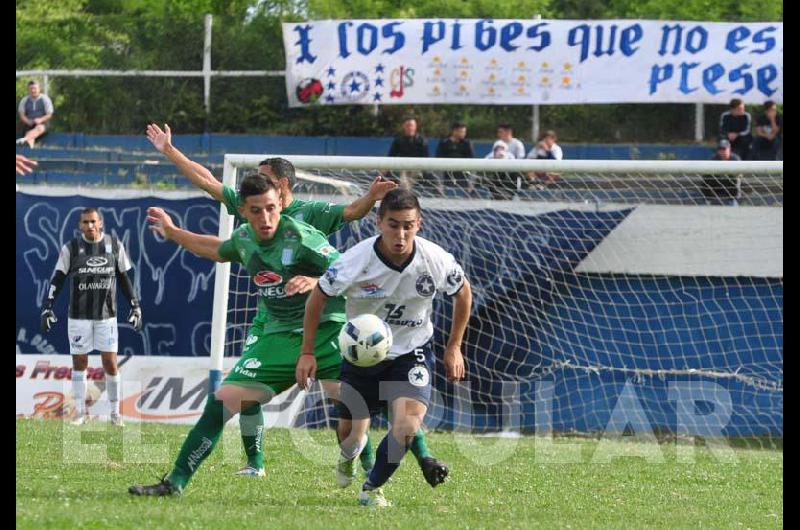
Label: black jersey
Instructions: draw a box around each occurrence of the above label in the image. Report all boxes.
[53,233,132,320]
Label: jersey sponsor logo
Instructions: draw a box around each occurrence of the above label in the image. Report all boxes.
[359,283,386,298]
[86,257,108,267]
[244,334,259,348]
[77,266,115,274]
[408,366,430,387]
[386,317,425,328]
[78,280,112,291]
[243,358,262,370]
[446,269,463,288]
[254,271,283,287]
[258,285,288,299]
[324,267,338,284]
[416,273,436,297]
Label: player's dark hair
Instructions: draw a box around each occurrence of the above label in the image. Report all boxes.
[497,123,512,132]
[729,98,743,108]
[27,80,38,87]
[239,172,279,201]
[451,122,466,130]
[80,207,103,221]
[378,188,421,218]
[763,100,776,110]
[257,157,297,189]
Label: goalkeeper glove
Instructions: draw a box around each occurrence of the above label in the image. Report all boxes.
[128,300,143,332]
[40,301,57,333]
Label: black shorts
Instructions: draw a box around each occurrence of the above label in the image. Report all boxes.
[336,343,435,420]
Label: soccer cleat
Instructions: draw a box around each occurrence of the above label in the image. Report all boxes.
[128,475,181,496]
[234,465,266,478]
[69,415,88,426]
[110,413,125,427]
[420,457,449,487]
[336,452,358,487]
[358,487,391,507]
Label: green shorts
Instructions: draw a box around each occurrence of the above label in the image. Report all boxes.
[224,320,343,395]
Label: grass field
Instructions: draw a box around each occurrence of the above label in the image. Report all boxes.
[16,418,782,529]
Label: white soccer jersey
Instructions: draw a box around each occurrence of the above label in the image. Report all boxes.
[319,235,465,358]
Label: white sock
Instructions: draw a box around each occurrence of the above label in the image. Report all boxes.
[340,434,367,460]
[106,374,120,415]
[71,370,87,416]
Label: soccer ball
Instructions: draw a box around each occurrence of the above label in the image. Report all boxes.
[338,314,393,368]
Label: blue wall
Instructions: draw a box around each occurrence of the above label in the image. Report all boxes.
[16,191,782,436]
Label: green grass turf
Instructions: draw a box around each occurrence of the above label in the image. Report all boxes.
[16,419,782,529]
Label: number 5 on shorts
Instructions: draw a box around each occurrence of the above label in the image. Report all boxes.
[414,348,425,363]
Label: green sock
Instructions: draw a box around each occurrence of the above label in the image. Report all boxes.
[359,432,376,472]
[409,428,432,464]
[168,397,229,489]
[240,403,265,469]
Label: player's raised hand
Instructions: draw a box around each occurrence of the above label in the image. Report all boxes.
[146,123,172,153]
[295,353,317,390]
[146,207,176,239]
[444,346,465,382]
[16,154,37,175]
[285,275,318,296]
[367,175,398,201]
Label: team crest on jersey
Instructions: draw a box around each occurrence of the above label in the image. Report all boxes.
[281,248,294,265]
[415,273,435,297]
[408,366,430,387]
[254,271,283,287]
[317,244,336,257]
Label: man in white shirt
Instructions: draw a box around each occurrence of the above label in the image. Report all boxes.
[296,189,473,507]
[496,123,526,159]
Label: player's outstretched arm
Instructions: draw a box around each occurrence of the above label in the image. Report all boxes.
[146,207,226,262]
[146,123,224,202]
[341,175,398,222]
[296,286,328,389]
[444,279,472,382]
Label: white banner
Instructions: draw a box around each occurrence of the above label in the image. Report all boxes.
[283,19,783,106]
[15,355,308,426]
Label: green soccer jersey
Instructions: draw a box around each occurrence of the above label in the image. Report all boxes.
[221,184,348,334]
[217,215,346,336]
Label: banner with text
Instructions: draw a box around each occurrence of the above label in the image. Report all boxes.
[283,19,783,106]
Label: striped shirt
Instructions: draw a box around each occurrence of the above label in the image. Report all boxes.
[54,233,132,320]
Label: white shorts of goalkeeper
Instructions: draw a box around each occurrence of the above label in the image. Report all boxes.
[67,317,118,354]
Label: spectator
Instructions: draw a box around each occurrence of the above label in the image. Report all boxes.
[526,130,563,184]
[496,124,526,159]
[17,80,54,149]
[751,101,782,161]
[719,98,752,161]
[435,122,475,194]
[482,140,516,200]
[386,117,437,194]
[703,138,742,205]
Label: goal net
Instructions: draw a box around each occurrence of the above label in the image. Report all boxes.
[212,155,783,442]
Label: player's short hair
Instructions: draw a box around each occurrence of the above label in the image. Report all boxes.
[27,80,39,87]
[403,116,417,124]
[540,130,557,141]
[378,188,421,218]
[763,100,776,110]
[239,172,280,201]
[257,157,297,189]
[729,98,743,108]
[497,123,512,133]
[80,207,103,221]
[451,122,466,130]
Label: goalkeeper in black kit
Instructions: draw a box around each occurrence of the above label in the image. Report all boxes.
[40,207,143,426]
